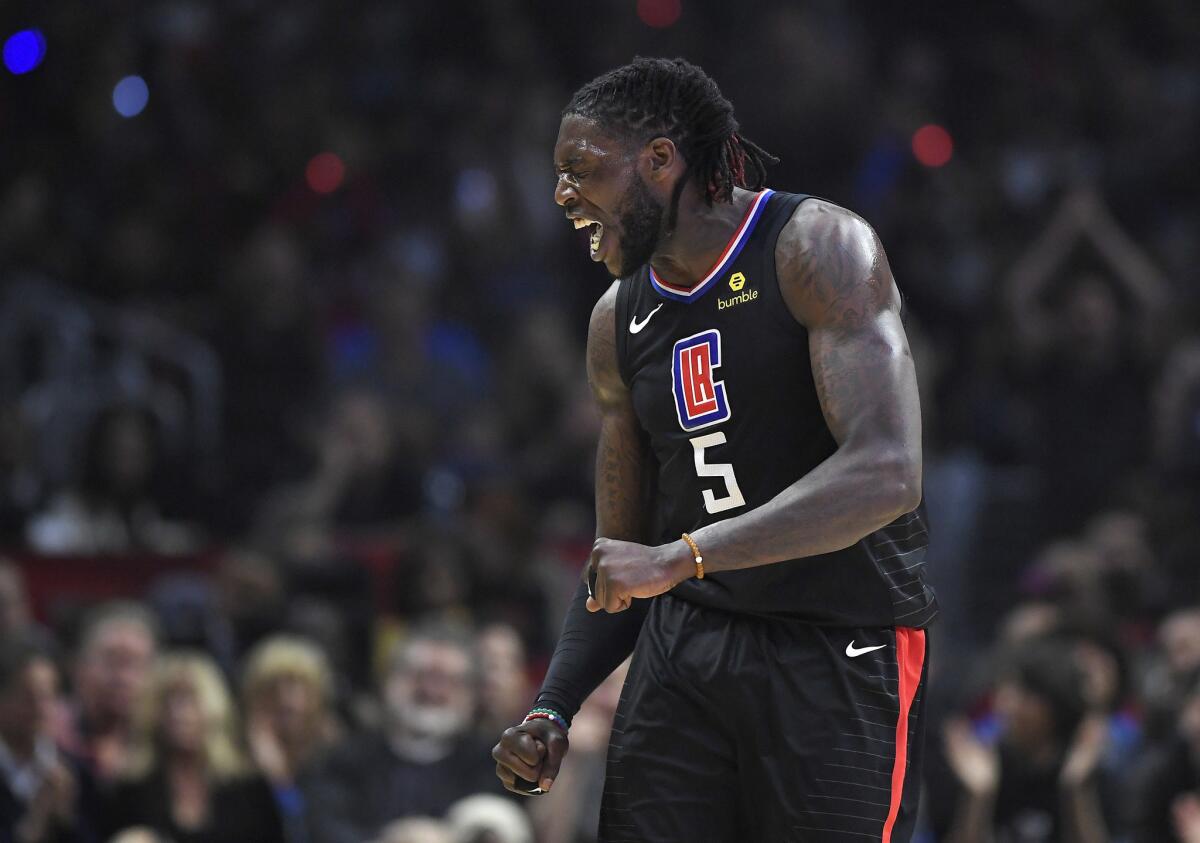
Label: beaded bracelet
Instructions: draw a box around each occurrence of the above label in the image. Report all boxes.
[524,707,569,733]
[681,532,705,579]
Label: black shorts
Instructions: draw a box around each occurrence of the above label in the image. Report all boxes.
[599,593,928,843]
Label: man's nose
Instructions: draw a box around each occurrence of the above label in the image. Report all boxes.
[554,175,576,207]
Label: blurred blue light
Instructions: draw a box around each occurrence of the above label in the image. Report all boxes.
[3,29,46,75]
[455,168,498,216]
[113,75,149,117]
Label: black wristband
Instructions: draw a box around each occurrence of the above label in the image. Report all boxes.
[534,580,648,724]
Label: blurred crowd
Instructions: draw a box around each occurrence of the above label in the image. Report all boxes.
[1,1,1199,841]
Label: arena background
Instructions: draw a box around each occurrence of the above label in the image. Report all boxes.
[2,2,1199,842]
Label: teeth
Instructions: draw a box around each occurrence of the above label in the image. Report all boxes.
[572,217,598,230]
[589,223,603,254]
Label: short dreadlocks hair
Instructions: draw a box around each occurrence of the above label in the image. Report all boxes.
[564,57,778,207]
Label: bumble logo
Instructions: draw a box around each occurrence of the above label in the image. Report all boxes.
[718,272,757,310]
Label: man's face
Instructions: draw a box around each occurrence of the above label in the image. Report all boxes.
[383,640,475,743]
[78,621,156,722]
[0,659,58,743]
[553,115,667,278]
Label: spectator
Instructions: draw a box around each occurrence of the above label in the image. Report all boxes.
[474,624,531,742]
[1129,675,1200,843]
[445,793,534,843]
[102,652,284,843]
[0,637,90,843]
[943,639,1113,842]
[372,818,453,843]
[310,624,500,843]
[25,407,197,556]
[242,636,341,843]
[58,604,158,785]
[105,830,164,843]
[0,562,33,642]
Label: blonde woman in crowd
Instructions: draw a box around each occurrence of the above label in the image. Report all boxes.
[101,652,284,843]
[242,635,341,843]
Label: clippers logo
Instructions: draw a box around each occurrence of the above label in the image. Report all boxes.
[671,330,731,431]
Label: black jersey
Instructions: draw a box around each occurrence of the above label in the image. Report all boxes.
[614,189,938,628]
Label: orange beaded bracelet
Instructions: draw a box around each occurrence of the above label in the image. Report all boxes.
[681,532,705,579]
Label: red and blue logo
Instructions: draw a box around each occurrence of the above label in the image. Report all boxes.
[672,330,731,431]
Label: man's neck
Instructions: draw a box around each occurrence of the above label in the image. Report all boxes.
[649,186,756,290]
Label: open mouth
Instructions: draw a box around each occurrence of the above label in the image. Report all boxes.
[572,216,606,261]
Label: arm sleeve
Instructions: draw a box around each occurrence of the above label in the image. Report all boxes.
[533,581,648,725]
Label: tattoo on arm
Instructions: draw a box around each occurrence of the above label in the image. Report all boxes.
[587,283,652,543]
[688,201,923,571]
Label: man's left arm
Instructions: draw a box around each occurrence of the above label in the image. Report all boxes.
[588,200,922,611]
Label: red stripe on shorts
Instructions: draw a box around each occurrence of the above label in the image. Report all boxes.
[881,627,925,843]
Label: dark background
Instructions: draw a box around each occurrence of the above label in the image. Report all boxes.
[1,2,1198,842]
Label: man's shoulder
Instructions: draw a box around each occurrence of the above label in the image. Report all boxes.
[775,195,873,255]
[772,193,896,327]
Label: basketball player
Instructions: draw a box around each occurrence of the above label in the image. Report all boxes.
[493,57,937,842]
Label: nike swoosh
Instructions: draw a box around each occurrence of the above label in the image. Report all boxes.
[845,641,888,658]
[629,303,664,334]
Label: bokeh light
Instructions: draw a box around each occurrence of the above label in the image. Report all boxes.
[3,29,47,75]
[306,152,346,194]
[637,0,682,28]
[112,76,150,118]
[912,124,954,167]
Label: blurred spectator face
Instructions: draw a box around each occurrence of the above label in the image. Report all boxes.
[77,617,157,724]
[258,673,317,743]
[446,793,535,843]
[1161,610,1200,679]
[130,653,243,778]
[108,830,166,843]
[1153,340,1200,472]
[1086,510,1153,574]
[327,391,395,473]
[1074,640,1120,710]
[94,409,156,500]
[477,623,528,726]
[1180,684,1200,757]
[161,679,205,754]
[1061,276,1121,365]
[994,679,1056,751]
[217,550,284,641]
[0,656,58,747]
[228,225,306,330]
[0,562,31,637]
[375,817,453,843]
[384,637,476,744]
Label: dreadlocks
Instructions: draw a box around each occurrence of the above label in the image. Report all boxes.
[563,57,778,207]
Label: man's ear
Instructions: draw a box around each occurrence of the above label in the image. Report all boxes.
[643,136,679,184]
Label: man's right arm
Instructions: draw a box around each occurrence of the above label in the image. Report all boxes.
[492,281,652,794]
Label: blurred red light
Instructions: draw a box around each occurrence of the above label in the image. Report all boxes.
[912,124,953,168]
[306,152,345,194]
[637,0,682,28]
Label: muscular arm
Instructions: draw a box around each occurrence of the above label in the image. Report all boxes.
[587,201,923,610]
[495,283,650,794]
[532,282,650,719]
[686,200,922,571]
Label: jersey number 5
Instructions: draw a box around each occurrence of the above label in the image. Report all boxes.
[690,432,746,514]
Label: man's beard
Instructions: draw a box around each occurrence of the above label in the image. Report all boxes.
[612,174,665,277]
